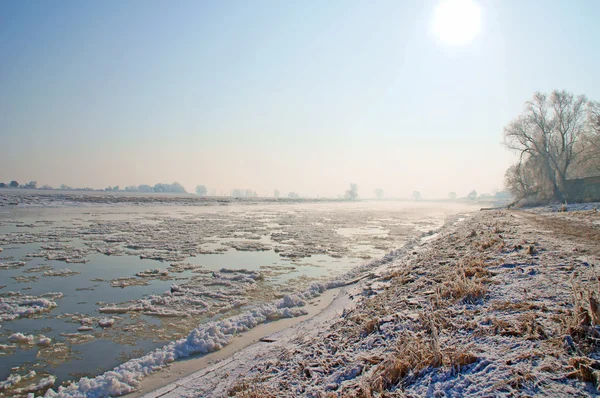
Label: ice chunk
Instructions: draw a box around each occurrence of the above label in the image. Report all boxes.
[0,295,58,322]
[8,333,35,344]
[98,318,115,328]
[37,336,52,346]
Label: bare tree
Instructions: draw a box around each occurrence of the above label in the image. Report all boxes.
[504,161,542,200]
[504,90,589,200]
[344,184,358,201]
[196,185,208,196]
[580,101,600,175]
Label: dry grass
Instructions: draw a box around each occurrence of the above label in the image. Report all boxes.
[490,300,547,313]
[567,357,600,389]
[366,331,442,393]
[507,367,537,390]
[460,258,493,278]
[439,270,487,304]
[562,278,600,353]
[525,244,538,255]
[363,313,477,395]
[517,313,548,340]
[477,237,500,251]
[228,378,278,397]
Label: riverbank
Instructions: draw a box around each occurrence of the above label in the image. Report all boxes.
[146,205,600,397]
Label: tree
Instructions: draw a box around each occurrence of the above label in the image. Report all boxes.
[504,90,589,200]
[274,189,280,199]
[448,192,457,200]
[9,180,19,188]
[41,185,53,190]
[0,183,7,188]
[344,183,358,201]
[59,184,72,190]
[287,192,300,199]
[24,181,37,189]
[374,188,384,199]
[467,190,478,200]
[578,100,600,175]
[412,191,421,201]
[196,185,208,196]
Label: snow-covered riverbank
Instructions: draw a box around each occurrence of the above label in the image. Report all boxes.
[143,206,600,397]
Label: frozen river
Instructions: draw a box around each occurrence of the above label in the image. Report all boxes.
[0,199,475,396]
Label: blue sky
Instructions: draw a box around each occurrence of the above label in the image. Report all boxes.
[1,0,599,197]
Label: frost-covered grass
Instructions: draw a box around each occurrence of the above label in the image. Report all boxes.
[222,210,600,397]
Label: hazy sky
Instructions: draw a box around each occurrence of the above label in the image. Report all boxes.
[1,0,599,198]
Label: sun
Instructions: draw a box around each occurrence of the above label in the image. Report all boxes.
[432,0,481,46]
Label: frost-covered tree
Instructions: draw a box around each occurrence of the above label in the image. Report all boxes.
[448,192,457,200]
[412,191,421,201]
[9,180,19,188]
[504,90,589,200]
[467,190,478,200]
[274,189,280,199]
[344,184,358,201]
[196,185,208,196]
[288,192,300,199]
[374,188,384,199]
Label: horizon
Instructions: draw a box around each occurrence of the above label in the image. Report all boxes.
[2,0,600,198]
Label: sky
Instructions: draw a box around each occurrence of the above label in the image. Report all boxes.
[1,0,599,198]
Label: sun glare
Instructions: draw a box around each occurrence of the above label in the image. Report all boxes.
[433,0,481,46]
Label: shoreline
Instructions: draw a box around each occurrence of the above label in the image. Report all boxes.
[132,212,473,397]
[1,201,476,397]
[132,287,345,397]
[144,206,600,397]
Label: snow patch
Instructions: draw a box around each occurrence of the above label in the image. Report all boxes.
[0,295,57,322]
[8,333,35,344]
[45,283,329,397]
[98,318,115,328]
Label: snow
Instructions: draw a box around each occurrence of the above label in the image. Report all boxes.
[0,295,57,322]
[136,269,169,277]
[44,283,329,397]
[12,375,56,394]
[37,336,52,346]
[42,268,79,277]
[8,333,35,344]
[0,371,35,391]
[98,318,115,327]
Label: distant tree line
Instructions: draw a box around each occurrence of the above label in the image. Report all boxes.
[504,90,600,202]
[117,182,187,193]
[0,181,189,193]
[231,189,258,198]
[0,180,37,189]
